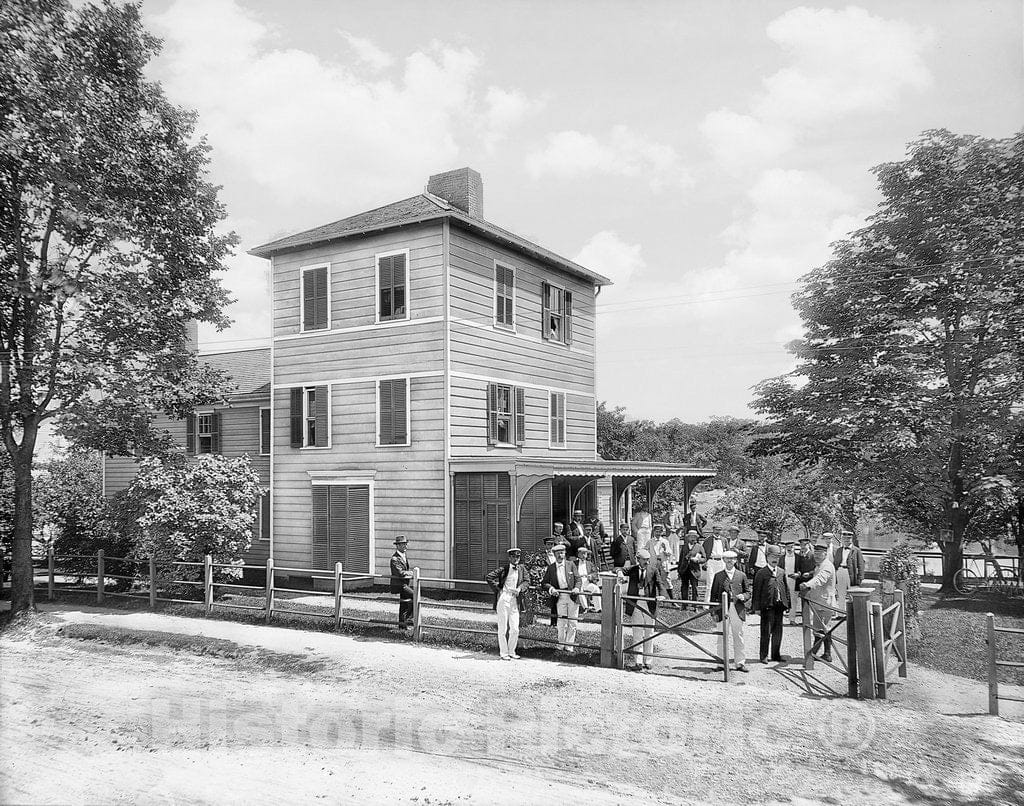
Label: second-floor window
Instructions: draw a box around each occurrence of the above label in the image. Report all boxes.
[186,412,220,455]
[378,378,409,446]
[289,385,329,448]
[549,392,566,447]
[495,263,515,328]
[541,282,572,345]
[377,251,408,322]
[301,264,329,331]
[487,383,525,447]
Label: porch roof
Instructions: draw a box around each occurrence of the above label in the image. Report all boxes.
[448,457,716,480]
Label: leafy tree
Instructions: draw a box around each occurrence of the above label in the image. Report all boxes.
[0,1,234,611]
[596,402,666,461]
[753,129,1024,590]
[127,454,261,566]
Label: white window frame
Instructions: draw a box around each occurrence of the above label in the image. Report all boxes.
[374,248,411,324]
[300,384,332,450]
[259,407,271,456]
[375,376,412,448]
[548,391,566,449]
[544,281,568,345]
[299,262,331,333]
[196,410,215,455]
[493,260,516,331]
[493,383,514,447]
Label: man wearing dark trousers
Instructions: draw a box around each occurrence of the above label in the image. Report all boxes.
[677,529,704,606]
[753,545,790,664]
[389,535,414,630]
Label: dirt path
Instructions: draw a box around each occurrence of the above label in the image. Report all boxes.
[2,604,1022,805]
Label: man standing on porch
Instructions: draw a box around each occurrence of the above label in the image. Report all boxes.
[710,550,750,673]
[543,543,581,653]
[485,548,531,661]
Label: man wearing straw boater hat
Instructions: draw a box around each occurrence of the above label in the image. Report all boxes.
[832,529,864,605]
[389,535,414,630]
[617,548,664,671]
[485,547,531,660]
[753,545,790,664]
[710,549,751,672]
[543,542,582,653]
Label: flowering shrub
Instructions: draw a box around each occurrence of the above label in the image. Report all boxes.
[879,540,922,618]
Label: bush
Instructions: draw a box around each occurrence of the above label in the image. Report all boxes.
[879,539,922,618]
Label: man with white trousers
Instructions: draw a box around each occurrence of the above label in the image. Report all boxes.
[543,543,581,653]
[702,528,727,603]
[485,548,531,660]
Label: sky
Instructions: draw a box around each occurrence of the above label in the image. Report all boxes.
[139,0,1024,423]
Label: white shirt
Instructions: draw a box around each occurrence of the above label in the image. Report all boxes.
[556,562,568,590]
[503,565,519,593]
[841,546,852,566]
[711,539,724,560]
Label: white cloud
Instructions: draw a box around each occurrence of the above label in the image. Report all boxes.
[574,231,645,287]
[338,30,395,72]
[526,125,692,190]
[148,0,540,206]
[702,6,934,170]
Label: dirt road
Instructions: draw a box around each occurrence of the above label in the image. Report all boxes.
[1,605,1022,805]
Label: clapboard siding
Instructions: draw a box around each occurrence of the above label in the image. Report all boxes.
[273,320,444,385]
[449,376,595,458]
[270,376,446,576]
[273,224,444,336]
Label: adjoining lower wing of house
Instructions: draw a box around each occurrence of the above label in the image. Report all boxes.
[104,168,714,586]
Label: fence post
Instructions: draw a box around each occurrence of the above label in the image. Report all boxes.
[613,581,624,669]
[149,557,157,609]
[47,548,55,601]
[204,554,213,615]
[599,572,617,668]
[850,588,875,700]
[265,557,274,624]
[96,549,105,604]
[333,562,344,630]
[895,589,908,678]
[871,602,887,699]
[802,597,814,671]
[721,591,731,683]
[411,567,422,642]
[846,599,858,698]
[987,612,999,716]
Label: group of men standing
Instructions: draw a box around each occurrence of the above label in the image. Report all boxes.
[390,505,866,673]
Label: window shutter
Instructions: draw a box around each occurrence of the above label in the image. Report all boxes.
[379,256,393,319]
[486,383,498,445]
[328,485,348,566]
[311,486,330,569]
[379,380,393,445]
[540,282,551,340]
[558,394,566,444]
[514,386,526,446]
[260,492,271,540]
[260,409,271,454]
[290,388,303,447]
[314,266,328,329]
[564,290,573,345]
[392,378,407,444]
[392,253,406,316]
[210,412,221,454]
[346,485,371,574]
[185,414,196,454]
[314,384,329,447]
[303,270,316,330]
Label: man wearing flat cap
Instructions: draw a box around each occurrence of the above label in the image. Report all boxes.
[389,535,414,630]
[617,548,664,670]
[753,545,790,664]
[800,542,837,662]
[575,545,602,613]
[543,542,582,653]
[486,548,531,660]
[710,549,751,672]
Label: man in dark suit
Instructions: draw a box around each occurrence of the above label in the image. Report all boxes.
[610,523,634,569]
[617,548,663,670]
[710,549,751,672]
[678,529,704,605]
[542,543,581,653]
[790,537,817,609]
[753,545,791,664]
[389,535,413,630]
[485,547,531,660]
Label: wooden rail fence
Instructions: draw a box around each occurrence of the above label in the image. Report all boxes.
[987,613,1024,716]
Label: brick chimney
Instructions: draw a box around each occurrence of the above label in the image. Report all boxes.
[426,167,483,219]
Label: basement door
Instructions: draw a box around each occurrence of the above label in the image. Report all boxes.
[453,472,511,581]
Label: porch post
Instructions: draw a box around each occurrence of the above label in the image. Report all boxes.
[600,572,617,668]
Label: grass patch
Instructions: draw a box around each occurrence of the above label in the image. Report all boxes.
[910,591,1024,685]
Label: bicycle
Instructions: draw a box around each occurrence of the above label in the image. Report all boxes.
[952,559,1021,596]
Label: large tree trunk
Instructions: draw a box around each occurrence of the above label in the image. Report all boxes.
[9,452,35,613]
[940,505,968,592]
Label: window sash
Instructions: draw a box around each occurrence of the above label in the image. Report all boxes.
[378,253,407,321]
[495,264,514,327]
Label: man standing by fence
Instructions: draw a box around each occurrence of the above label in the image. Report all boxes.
[486,548,530,661]
[389,536,414,630]
[800,542,837,662]
[832,530,864,605]
[753,545,790,664]
[711,549,750,673]
[678,529,704,605]
[619,548,663,671]
[543,543,581,653]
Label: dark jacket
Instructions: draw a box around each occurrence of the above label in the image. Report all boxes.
[485,562,531,611]
[678,541,704,578]
[793,550,817,586]
[709,568,752,622]
[610,536,634,568]
[565,534,586,559]
[389,551,411,594]
[541,560,581,608]
[832,545,865,586]
[752,564,792,611]
[622,562,663,617]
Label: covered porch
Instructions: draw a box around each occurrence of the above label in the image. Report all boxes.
[449,458,716,579]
